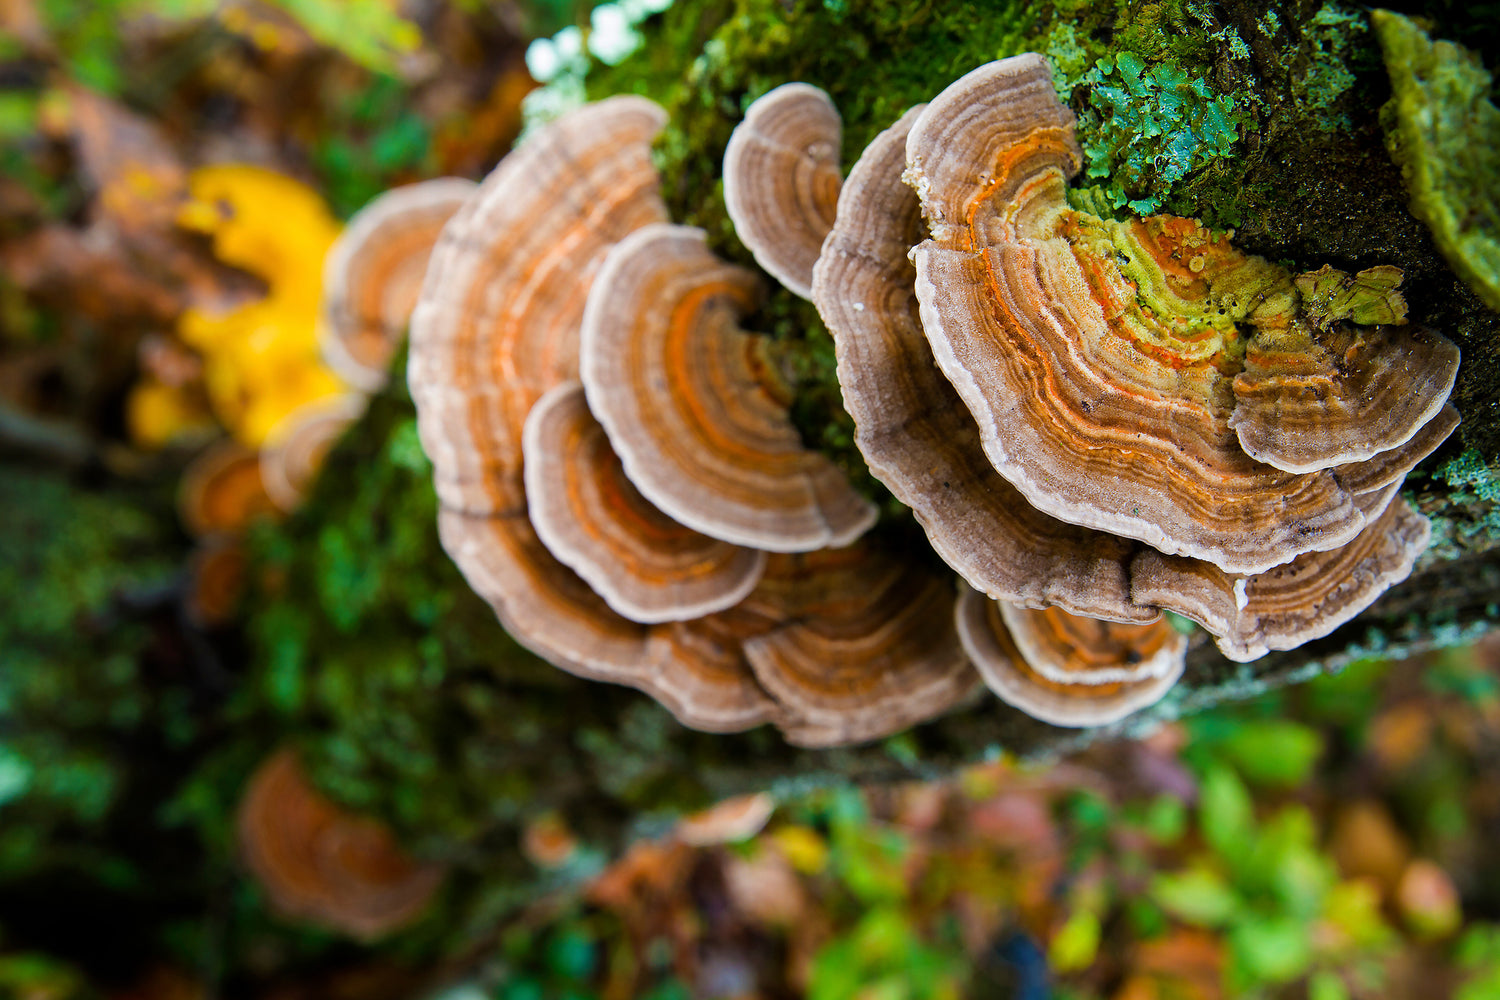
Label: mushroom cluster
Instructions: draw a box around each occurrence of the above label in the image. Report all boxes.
[410,55,1460,739]
[811,56,1457,674]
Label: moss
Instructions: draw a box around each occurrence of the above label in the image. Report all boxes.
[1373,9,1500,313]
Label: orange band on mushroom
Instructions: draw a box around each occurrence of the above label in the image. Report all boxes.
[260,393,365,513]
[999,602,1184,688]
[321,178,477,391]
[955,586,1184,728]
[580,223,876,552]
[1130,496,1432,662]
[740,545,979,747]
[522,380,767,623]
[438,508,780,733]
[723,82,843,299]
[177,439,279,539]
[814,105,1155,623]
[409,96,670,517]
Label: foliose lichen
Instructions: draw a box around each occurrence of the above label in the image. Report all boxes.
[1065,50,1244,214]
[1374,8,1500,313]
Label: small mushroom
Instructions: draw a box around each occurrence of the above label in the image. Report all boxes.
[409,95,670,517]
[522,381,767,623]
[320,178,477,391]
[1229,314,1460,474]
[955,586,1185,728]
[999,602,1186,688]
[739,545,980,747]
[814,105,1152,622]
[259,393,365,513]
[675,792,776,846]
[1131,496,1432,662]
[903,54,1460,575]
[236,749,445,941]
[177,439,278,539]
[580,222,876,552]
[723,83,843,299]
[184,535,247,629]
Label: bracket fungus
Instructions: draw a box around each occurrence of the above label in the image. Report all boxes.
[723,83,843,300]
[580,222,876,552]
[320,178,476,391]
[814,105,1151,624]
[236,749,445,941]
[955,587,1186,728]
[522,380,767,623]
[177,439,278,539]
[259,393,366,513]
[904,54,1460,575]
[409,95,671,517]
[739,545,980,748]
[1132,497,1434,662]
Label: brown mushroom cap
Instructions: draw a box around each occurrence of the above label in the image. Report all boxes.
[739,545,980,747]
[236,748,445,941]
[409,96,670,517]
[814,105,1153,623]
[184,535,247,629]
[177,439,278,538]
[1131,496,1432,662]
[955,586,1184,728]
[904,54,1459,575]
[675,792,776,846]
[521,380,767,623]
[723,83,843,299]
[438,508,780,733]
[321,178,477,391]
[999,602,1184,687]
[1229,317,1460,474]
[580,222,876,552]
[259,393,366,513]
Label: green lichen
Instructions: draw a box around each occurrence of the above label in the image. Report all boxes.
[1374,9,1500,313]
[1440,448,1500,502]
[1070,51,1244,214]
[1292,4,1367,129]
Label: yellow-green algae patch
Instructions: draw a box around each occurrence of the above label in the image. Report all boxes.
[1374,9,1500,313]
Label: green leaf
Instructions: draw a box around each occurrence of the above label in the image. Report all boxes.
[1230,913,1313,986]
[1150,865,1240,927]
[1198,763,1255,858]
[1217,720,1325,789]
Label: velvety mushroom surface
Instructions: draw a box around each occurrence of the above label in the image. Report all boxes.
[437,508,781,732]
[905,54,1460,575]
[741,545,980,747]
[580,222,876,552]
[1131,497,1434,662]
[411,99,784,734]
[236,749,445,941]
[723,82,843,299]
[320,178,477,391]
[521,380,767,623]
[814,104,1152,623]
[955,586,1185,728]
